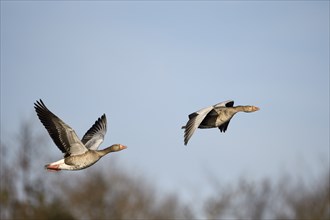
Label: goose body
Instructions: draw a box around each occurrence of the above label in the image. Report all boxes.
[182,100,259,145]
[34,99,127,171]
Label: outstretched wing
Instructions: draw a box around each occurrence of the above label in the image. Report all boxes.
[183,105,214,145]
[213,100,234,108]
[34,99,87,156]
[81,114,107,150]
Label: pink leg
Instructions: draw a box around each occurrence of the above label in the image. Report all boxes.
[45,164,61,172]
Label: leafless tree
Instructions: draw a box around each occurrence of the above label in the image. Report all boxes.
[1,116,329,220]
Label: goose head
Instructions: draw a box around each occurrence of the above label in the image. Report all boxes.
[109,144,127,152]
[242,106,260,112]
[97,144,127,156]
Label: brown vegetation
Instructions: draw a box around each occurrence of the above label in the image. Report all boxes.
[1,118,329,219]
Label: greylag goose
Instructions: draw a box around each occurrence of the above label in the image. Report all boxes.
[182,100,259,145]
[34,99,127,171]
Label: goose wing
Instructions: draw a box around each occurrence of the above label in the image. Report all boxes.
[206,100,234,117]
[34,99,88,156]
[213,100,234,108]
[81,114,107,150]
[183,105,214,145]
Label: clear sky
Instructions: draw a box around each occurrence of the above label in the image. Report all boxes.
[1,1,329,200]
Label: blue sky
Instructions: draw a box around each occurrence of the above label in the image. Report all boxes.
[1,1,329,200]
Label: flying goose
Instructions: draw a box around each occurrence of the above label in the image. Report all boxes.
[34,99,127,171]
[182,100,259,145]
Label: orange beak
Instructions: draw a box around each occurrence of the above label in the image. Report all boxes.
[120,145,127,150]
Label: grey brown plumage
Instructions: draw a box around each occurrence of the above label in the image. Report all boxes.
[34,99,127,171]
[81,114,107,150]
[182,100,259,145]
